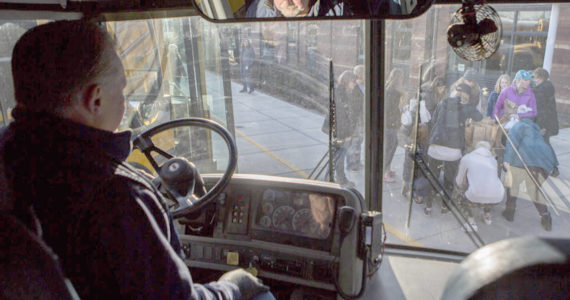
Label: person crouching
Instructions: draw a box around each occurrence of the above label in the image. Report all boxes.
[455,141,505,232]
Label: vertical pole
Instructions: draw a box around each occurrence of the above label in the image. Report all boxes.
[406,63,424,228]
[543,4,559,72]
[328,60,337,182]
[368,20,384,211]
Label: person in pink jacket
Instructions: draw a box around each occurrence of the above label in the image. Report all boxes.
[492,70,537,122]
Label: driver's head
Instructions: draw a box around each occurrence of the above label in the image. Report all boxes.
[12,20,127,132]
[274,0,312,17]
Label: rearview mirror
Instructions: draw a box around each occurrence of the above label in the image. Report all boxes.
[193,0,435,20]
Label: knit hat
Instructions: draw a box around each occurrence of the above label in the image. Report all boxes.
[514,70,533,80]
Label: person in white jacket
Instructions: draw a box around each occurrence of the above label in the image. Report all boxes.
[455,141,505,231]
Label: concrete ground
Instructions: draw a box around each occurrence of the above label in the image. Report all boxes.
[229,81,570,253]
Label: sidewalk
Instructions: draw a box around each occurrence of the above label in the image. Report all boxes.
[230,82,570,251]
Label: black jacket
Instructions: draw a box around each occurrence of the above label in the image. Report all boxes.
[429,96,482,150]
[335,85,361,139]
[1,109,239,300]
[385,85,403,129]
[240,45,255,72]
[533,80,559,136]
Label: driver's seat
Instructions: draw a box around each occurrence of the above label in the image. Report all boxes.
[0,213,79,300]
[0,128,79,300]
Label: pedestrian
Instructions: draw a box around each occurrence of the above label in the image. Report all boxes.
[334,70,359,187]
[502,118,557,231]
[425,83,483,215]
[239,39,256,93]
[450,69,482,110]
[383,68,405,183]
[421,76,446,115]
[455,141,505,232]
[532,67,560,176]
[492,70,536,129]
[346,64,365,171]
[485,74,511,118]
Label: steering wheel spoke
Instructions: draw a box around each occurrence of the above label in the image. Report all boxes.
[133,118,238,218]
[171,194,200,217]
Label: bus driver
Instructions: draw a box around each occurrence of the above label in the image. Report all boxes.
[1,20,270,299]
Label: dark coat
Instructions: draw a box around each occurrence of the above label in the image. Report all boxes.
[335,85,360,139]
[385,85,403,129]
[240,45,255,73]
[486,90,499,118]
[533,80,559,136]
[429,96,483,150]
[1,109,240,300]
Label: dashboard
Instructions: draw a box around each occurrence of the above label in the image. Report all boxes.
[254,189,336,240]
[177,174,365,293]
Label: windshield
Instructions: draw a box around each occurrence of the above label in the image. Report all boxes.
[0,2,569,255]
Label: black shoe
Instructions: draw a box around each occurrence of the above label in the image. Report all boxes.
[552,166,560,177]
[248,88,255,93]
[541,214,552,231]
[502,209,514,222]
[424,207,432,216]
[239,89,247,93]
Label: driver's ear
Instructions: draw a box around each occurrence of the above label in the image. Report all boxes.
[81,83,103,117]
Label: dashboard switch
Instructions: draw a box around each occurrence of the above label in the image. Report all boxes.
[227,251,239,265]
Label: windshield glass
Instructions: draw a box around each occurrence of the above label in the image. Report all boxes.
[0,2,569,255]
[384,3,569,253]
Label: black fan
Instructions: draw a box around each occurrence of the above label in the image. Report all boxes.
[447,0,502,61]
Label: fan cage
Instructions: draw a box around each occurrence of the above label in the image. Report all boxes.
[450,4,502,62]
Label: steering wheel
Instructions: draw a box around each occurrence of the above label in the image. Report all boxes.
[132,118,238,218]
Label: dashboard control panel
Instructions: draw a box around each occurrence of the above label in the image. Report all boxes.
[179,175,364,291]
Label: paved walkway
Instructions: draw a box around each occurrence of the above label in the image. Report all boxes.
[230,82,570,252]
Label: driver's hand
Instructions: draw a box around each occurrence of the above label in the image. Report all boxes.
[219,268,270,300]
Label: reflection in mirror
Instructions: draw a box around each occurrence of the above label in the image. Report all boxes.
[194,0,434,20]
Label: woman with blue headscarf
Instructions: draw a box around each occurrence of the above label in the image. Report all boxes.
[492,70,537,125]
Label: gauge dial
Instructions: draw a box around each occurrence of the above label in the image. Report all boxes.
[262,189,275,202]
[292,208,319,235]
[272,205,295,230]
[259,216,272,228]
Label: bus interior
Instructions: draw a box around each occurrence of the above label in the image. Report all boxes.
[1,0,570,299]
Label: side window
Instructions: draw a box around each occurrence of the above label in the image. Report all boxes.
[384,3,570,254]
[0,22,34,127]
